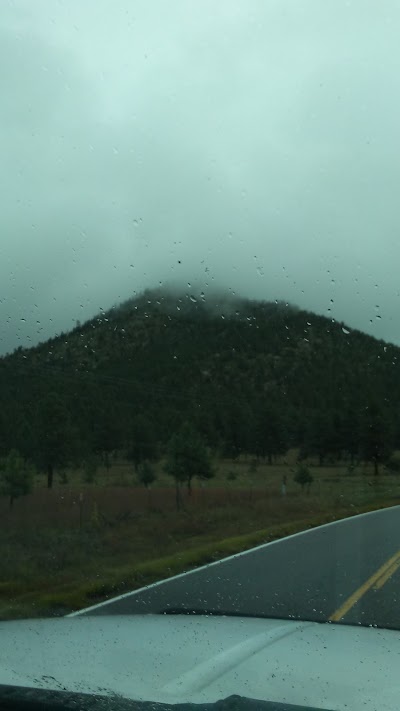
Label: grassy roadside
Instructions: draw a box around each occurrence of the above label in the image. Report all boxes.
[1,496,397,621]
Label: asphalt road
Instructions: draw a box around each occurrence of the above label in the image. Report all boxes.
[79,506,400,630]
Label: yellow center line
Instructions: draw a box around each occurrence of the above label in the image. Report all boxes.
[373,558,400,590]
[329,549,400,622]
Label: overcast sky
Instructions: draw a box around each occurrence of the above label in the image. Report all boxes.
[1,0,400,354]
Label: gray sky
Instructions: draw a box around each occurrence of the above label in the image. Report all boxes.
[1,0,400,354]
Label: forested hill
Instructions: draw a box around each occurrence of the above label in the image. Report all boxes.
[1,289,400,482]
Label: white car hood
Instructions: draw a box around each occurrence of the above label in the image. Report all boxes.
[0,614,399,710]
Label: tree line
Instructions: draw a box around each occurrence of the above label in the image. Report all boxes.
[1,292,400,505]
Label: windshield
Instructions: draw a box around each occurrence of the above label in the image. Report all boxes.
[1,1,400,709]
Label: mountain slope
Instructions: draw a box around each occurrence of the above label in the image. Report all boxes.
[1,289,399,471]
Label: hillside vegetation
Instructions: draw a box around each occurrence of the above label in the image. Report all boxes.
[1,288,400,489]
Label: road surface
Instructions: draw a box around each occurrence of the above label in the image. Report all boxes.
[77,506,400,630]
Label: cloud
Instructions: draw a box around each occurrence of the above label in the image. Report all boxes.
[1,0,400,353]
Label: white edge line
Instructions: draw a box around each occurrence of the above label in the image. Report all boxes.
[68,504,400,617]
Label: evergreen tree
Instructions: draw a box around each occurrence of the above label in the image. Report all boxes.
[361,402,392,475]
[93,406,123,470]
[32,394,79,488]
[164,423,214,509]
[0,449,34,508]
[300,412,336,465]
[127,415,157,471]
[294,463,313,493]
[251,403,288,464]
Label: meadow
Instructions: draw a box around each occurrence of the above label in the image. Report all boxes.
[0,454,398,620]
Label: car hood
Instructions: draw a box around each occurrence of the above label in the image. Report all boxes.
[0,614,399,710]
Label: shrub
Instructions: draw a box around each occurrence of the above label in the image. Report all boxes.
[294,463,313,492]
[137,461,157,488]
[0,450,34,509]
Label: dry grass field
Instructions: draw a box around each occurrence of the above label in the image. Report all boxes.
[0,454,398,620]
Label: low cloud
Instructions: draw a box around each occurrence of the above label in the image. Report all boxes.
[1,1,400,353]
